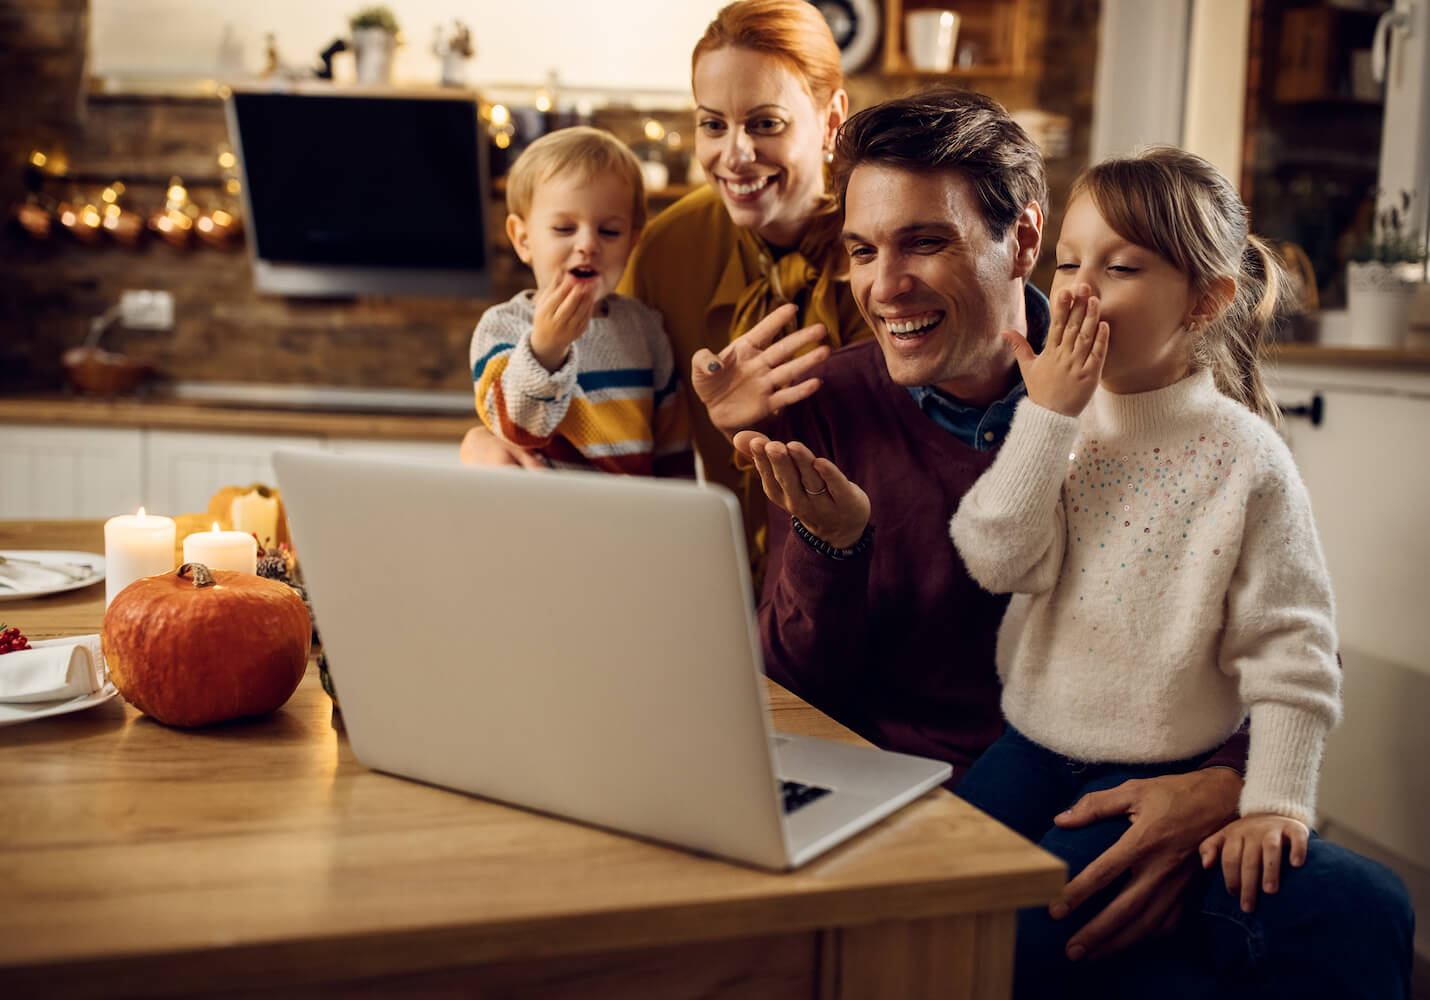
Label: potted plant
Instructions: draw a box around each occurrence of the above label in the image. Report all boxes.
[350,6,400,85]
[1346,190,1427,348]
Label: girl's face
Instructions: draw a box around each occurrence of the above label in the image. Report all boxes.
[692,46,846,248]
[1052,193,1207,395]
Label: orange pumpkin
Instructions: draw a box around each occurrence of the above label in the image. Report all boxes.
[102,563,311,727]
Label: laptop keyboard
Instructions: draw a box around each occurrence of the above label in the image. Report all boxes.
[780,780,831,814]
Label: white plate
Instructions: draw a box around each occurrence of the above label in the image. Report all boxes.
[0,680,120,727]
[0,550,106,602]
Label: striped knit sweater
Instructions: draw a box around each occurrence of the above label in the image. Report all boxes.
[469,291,694,477]
[950,369,1340,825]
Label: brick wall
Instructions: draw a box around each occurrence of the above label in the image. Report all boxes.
[1,0,1099,396]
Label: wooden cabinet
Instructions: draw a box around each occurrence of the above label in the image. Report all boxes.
[880,0,1032,77]
[1272,4,1383,104]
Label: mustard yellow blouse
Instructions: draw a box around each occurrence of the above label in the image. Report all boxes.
[618,186,871,559]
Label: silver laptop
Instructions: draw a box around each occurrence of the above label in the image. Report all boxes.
[274,450,950,871]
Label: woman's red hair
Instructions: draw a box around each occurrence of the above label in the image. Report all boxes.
[692,0,844,104]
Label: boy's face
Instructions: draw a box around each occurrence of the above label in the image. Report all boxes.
[506,170,639,302]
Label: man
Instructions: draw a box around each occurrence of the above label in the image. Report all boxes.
[712,90,1412,998]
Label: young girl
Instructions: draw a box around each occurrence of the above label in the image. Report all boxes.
[950,147,1340,980]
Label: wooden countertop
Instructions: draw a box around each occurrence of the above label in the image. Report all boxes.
[1269,342,1430,371]
[0,520,1064,998]
[0,395,477,442]
[4,340,1428,444]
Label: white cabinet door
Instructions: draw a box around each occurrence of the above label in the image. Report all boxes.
[145,429,324,517]
[1271,368,1430,672]
[0,424,144,518]
[328,437,460,464]
[1270,365,1430,869]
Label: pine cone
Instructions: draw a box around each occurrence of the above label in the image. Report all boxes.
[257,553,291,583]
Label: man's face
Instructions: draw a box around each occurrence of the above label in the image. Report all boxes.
[841,164,1033,398]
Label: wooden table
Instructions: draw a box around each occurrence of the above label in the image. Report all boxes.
[0,520,1063,999]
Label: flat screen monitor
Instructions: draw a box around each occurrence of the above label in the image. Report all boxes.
[225,89,491,299]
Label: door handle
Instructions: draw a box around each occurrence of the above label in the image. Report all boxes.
[1372,1,1414,83]
[1280,394,1325,426]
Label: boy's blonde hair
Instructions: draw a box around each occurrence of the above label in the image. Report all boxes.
[504,126,647,230]
[1072,146,1294,425]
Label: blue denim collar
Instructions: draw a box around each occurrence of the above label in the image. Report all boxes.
[908,283,1050,451]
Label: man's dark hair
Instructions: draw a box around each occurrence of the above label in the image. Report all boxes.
[833,89,1047,240]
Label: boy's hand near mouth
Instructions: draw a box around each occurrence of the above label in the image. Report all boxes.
[530,271,600,372]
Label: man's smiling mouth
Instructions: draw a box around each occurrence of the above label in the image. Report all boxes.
[884,312,942,338]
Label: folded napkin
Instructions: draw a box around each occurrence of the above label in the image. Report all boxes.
[0,634,106,703]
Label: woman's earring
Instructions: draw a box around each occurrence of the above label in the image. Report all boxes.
[823,149,834,165]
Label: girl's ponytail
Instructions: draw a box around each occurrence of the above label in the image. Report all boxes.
[1196,234,1292,427]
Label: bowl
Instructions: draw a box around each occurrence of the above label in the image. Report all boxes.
[62,347,150,396]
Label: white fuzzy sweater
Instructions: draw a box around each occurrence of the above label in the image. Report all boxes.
[950,369,1340,824]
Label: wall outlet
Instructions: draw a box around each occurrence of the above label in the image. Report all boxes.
[119,290,175,331]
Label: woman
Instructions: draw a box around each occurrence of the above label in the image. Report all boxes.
[463,0,870,556]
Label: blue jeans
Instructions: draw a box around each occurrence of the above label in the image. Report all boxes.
[955,726,1415,1000]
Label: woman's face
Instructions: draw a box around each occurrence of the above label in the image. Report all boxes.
[693,46,846,248]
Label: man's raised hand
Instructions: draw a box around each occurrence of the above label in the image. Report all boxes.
[734,430,869,549]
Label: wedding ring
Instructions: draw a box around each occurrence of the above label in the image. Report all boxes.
[803,484,828,496]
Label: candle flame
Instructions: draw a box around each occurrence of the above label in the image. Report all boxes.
[136,507,146,521]
[212,522,221,533]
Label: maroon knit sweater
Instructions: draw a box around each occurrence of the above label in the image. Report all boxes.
[759,339,1009,784]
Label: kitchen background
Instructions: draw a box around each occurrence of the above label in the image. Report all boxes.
[0,0,1093,394]
[2,0,1428,977]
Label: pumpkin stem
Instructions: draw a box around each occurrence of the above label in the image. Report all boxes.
[177,562,217,588]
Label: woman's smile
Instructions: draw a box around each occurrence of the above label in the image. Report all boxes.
[693,45,845,248]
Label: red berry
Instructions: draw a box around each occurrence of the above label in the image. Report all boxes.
[0,623,29,654]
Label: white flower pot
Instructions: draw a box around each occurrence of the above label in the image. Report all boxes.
[440,50,467,87]
[1346,261,1421,348]
[353,27,396,84]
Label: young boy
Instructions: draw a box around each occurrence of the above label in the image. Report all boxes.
[469,126,693,476]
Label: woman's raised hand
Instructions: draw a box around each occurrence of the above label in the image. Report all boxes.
[1003,284,1108,418]
[734,430,869,549]
[691,303,831,441]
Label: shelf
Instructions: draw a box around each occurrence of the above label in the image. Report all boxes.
[1272,5,1384,104]
[880,0,1030,77]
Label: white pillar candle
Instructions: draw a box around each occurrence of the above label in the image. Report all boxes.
[182,522,258,575]
[104,508,176,607]
[229,490,280,549]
